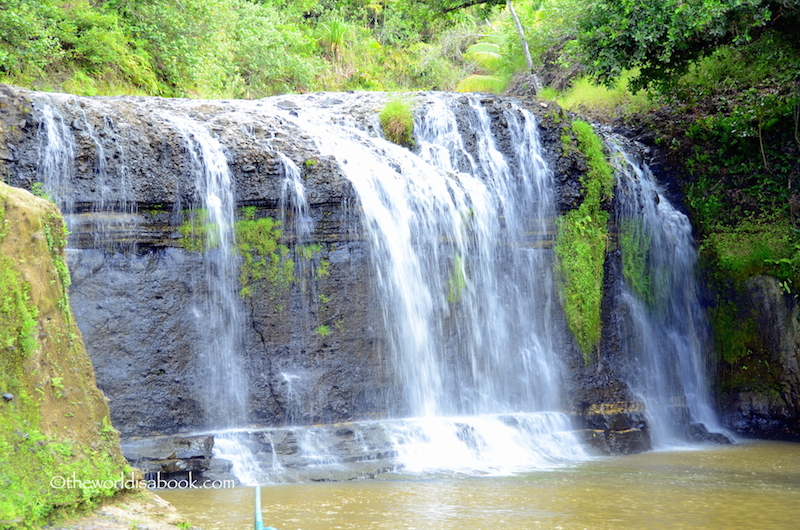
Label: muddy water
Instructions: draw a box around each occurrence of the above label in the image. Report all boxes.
[159,441,800,530]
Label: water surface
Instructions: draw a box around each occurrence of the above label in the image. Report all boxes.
[159,440,800,529]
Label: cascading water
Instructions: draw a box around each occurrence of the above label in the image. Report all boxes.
[36,103,76,213]
[265,93,587,474]
[35,98,138,250]
[277,152,313,244]
[24,88,732,486]
[609,139,728,447]
[165,115,248,429]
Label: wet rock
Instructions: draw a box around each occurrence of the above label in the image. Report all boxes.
[0,85,713,458]
[689,423,734,444]
[122,435,214,475]
[720,276,800,440]
[581,427,650,455]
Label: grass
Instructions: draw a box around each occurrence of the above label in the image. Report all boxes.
[539,72,656,120]
[379,98,415,148]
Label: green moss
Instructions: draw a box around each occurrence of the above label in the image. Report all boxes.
[379,98,415,148]
[234,215,293,299]
[619,218,653,306]
[300,243,322,260]
[711,300,781,395]
[314,325,331,337]
[702,217,798,289]
[43,213,72,320]
[315,258,330,280]
[0,254,39,358]
[178,209,217,252]
[0,192,123,527]
[554,120,615,363]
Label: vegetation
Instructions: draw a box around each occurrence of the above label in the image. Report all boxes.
[619,218,654,307]
[538,72,656,121]
[447,253,467,304]
[3,0,799,415]
[43,212,72,319]
[234,212,293,299]
[178,209,217,252]
[577,0,800,92]
[0,0,487,96]
[554,120,614,362]
[1,185,126,527]
[379,97,415,147]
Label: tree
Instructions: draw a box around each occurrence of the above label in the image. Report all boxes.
[418,0,535,75]
[506,1,532,71]
[577,0,800,91]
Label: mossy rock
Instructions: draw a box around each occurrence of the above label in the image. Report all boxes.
[0,182,127,526]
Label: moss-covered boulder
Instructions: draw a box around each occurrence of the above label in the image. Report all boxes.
[0,182,126,528]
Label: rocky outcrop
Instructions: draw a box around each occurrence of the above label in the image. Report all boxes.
[122,435,214,477]
[0,182,127,525]
[0,85,393,437]
[721,275,800,439]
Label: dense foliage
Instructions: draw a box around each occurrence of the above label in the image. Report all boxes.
[578,0,800,91]
[0,0,488,96]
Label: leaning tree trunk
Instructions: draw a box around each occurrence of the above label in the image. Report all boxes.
[507,0,541,94]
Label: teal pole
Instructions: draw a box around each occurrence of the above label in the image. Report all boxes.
[254,485,264,530]
[255,485,278,530]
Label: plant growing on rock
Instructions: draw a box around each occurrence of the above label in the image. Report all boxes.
[234,214,293,299]
[554,119,614,363]
[379,97,415,148]
[178,209,217,252]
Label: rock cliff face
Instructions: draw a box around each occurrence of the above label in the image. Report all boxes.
[0,83,718,460]
[0,181,126,524]
[2,86,395,438]
[720,276,800,439]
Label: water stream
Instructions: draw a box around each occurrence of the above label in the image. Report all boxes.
[165,114,249,430]
[610,140,728,446]
[268,93,586,473]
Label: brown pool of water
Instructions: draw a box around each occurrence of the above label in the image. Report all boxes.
[158,440,800,530]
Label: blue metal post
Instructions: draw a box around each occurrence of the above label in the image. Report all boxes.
[255,485,278,530]
[254,485,265,530]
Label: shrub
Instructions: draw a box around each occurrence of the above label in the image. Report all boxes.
[379,97,415,147]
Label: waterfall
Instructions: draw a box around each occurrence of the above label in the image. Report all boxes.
[165,115,248,429]
[610,140,728,446]
[35,98,138,250]
[277,152,312,244]
[24,89,732,485]
[268,92,586,473]
[36,103,76,213]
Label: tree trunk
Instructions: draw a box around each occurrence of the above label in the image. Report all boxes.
[507,0,540,94]
[507,0,533,72]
